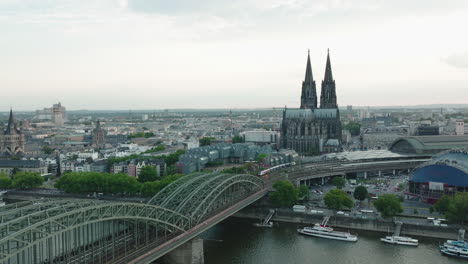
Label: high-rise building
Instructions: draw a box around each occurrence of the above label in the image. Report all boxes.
[281,50,342,155]
[52,103,65,126]
[456,119,465,136]
[35,102,66,126]
[0,109,25,157]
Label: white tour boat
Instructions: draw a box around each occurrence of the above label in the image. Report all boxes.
[297,216,358,242]
[380,236,418,246]
[440,240,468,259]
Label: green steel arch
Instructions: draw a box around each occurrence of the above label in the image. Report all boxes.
[0,199,103,226]
[189,175,264,221]
[147,172,209,208]
[0,202,191,262]
[151,173,264,223]
[0,172,265,263]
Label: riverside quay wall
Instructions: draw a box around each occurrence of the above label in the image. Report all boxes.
[233,207,463,240]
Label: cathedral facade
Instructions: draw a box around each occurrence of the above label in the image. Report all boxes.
[281,50,342,156]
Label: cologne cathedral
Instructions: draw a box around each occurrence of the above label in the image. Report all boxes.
[281,50,342,155]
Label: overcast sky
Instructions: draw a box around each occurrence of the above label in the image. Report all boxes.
[1,0,468,110]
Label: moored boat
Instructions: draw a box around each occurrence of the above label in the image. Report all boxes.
[297,216,358,242]
[253,221,274,228]
[380,236,418,246]
[440,240,468,259]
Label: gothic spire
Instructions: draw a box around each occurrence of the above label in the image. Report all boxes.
[305,49,313,82]
[324,48,333,82]
[4,108,17,135]
[300,49,318,109]
[320,49,337,109]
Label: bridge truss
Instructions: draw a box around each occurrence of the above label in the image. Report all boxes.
[0,173,264,264]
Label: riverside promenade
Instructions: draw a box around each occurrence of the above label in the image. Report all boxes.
[233,207,464,240]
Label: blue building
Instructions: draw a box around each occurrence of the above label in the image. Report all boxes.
[408,149,468,203]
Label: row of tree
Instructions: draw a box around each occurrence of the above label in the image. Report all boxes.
[127,132,155,139]
[0,172,44,190]
[270,179,404,218]
[54,171,183,197]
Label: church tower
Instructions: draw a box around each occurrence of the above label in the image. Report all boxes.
[1,109,25,156]
[300,50,318,109]
[320,49,338,109]
[92,120,106,149]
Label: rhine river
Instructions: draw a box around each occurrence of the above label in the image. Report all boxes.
[202,219,465,264]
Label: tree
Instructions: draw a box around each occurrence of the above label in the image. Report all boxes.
[270,181,298,207]
[297,185,310,201]
[141,181,164,197]
[0,173,12,189]
[433,195,451,214]
[255,154,269,163]
[434,193,468,224]
[163,165,177,176]
[331,177,346,189]
[128,132,155,139]
[42,145,53,154]
[160,149,185,166]
[222,166,246,174]
[12,172,44,190]
[324,189,354,210]
[138,165,159,183]
[141,174,184,197]
[232,135,243,143]
[344,121,361,136]
[199,137,215,146]
[373,194,403,218]
[353,186,368,202]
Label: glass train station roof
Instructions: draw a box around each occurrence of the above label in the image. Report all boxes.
[302,149,429,163]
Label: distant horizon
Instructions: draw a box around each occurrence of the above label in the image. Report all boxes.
[3,103,468,113]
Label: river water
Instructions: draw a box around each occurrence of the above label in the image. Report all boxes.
[202,219,464,264]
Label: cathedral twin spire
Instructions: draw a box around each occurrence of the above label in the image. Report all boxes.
[300,49,317,109]
[300,49,337,109]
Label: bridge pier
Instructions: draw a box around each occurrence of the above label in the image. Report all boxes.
[163,237,204,264]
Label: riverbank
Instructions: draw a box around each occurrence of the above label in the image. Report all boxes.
[233,207,464,240]
[203,219,465,264]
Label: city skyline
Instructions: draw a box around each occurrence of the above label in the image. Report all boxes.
[1,0,468,110]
